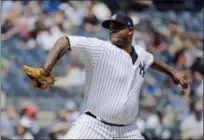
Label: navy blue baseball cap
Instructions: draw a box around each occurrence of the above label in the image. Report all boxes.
[102,12,134,29]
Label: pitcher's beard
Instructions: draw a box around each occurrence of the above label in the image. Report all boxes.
[112,40,129,49]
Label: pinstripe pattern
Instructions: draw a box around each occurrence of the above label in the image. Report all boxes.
[66,36,153,138]
[65,114,112,139]
[64,114,144,139]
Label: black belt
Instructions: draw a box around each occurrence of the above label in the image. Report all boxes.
[85,111,126,127]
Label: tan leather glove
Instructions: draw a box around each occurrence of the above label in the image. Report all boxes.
[22,65,55,89]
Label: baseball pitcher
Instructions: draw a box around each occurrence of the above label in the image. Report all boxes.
[22,12,188,139]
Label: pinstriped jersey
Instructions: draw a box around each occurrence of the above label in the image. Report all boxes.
[68,36,154,124]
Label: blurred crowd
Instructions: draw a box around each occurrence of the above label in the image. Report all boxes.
[1,0,203,139]
[0,100,80,139]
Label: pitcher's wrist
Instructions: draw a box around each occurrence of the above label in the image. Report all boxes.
[41,67,51,76]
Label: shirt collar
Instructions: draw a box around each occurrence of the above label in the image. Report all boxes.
[130,46,138,64]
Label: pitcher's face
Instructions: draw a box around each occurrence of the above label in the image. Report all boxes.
[109,22,134,48]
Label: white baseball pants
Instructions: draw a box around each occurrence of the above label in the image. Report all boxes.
[64,113,144,139]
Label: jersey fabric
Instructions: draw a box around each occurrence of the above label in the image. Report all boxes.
[68,36,154,125]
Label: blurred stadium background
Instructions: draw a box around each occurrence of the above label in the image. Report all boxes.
[0,0,203,139]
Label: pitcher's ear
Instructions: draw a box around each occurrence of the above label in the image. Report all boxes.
[128,27,135,35]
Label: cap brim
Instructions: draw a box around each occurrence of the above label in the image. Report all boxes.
[102,20,132,29]
[102,20,112,29]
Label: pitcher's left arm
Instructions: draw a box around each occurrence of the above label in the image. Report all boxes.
[151,58,188,89]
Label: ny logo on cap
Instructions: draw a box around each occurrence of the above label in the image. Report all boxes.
[111,14,117,20]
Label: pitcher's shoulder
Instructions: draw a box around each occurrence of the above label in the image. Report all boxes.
[133,45,148,55]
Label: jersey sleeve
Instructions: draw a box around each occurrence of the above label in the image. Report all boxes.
[144,51,154,70]
[67,36,105,66]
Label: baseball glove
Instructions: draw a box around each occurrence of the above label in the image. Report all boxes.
[22,65,55,89]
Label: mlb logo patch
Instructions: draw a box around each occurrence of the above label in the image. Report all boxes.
[111,14,117,20]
